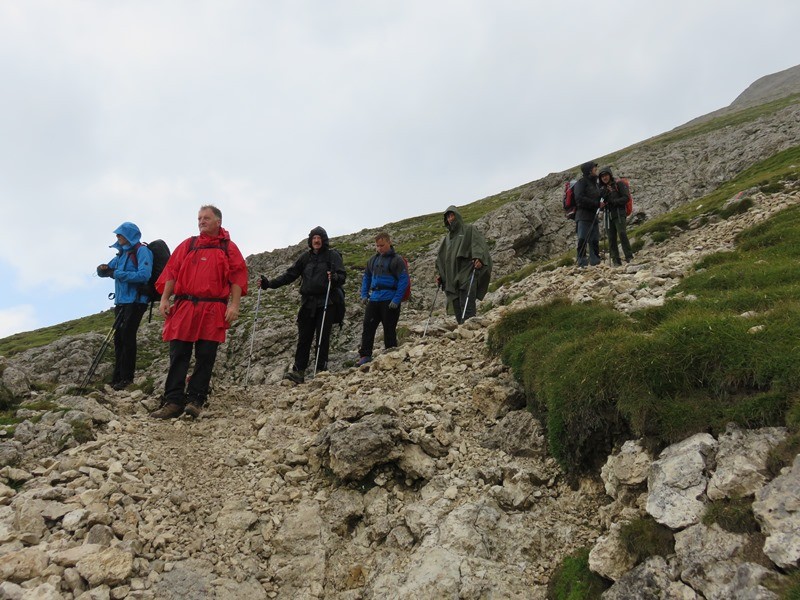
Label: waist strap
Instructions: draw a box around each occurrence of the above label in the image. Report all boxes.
[175,294,228,305]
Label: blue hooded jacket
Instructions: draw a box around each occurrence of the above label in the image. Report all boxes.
[105,222,153,305]
[361,247,409,305]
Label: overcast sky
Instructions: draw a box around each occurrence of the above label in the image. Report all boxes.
[1,0,798,338]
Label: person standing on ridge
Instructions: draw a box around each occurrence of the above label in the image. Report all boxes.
[435,206,492,324]
[96,221,153,391]
[599,166,634,266]
[150,205,248,419]
[573,160,603,267]
[260,226,346,383]
[356,232,409,366]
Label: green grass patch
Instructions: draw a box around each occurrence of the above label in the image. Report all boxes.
[546,547,609,600]
[767,569,800,599]
[0,310,116,358]
[703,497,760,534]
[619,517,675,563]
[490,195,800,473]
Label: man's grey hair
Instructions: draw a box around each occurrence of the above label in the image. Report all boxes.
[200,205,222,220]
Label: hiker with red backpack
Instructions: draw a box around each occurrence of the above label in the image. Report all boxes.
[573,161,603,267]
[356,232,410,366]
[96,222,153,391]
[150,205,248,419]
[599,166,635,266]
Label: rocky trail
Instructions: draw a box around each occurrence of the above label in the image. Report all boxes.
[2,187,799,599]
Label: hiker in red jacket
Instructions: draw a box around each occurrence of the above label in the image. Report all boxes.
[150,205,248,419]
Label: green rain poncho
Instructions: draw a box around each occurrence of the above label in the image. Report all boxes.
[435,205,493,313]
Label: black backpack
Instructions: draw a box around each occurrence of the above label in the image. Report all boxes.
[130,239,171,320]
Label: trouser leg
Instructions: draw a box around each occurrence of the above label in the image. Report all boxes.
[358,301,382,357]
[115,303,147,382]
[454,285,476,324]
[589,221,601,266]
[294,306,316,372]
[186,340,219,406]
[617,214,634,261]
[164,340,193,405]
[313,306,334,371]
[382,302,401,349]
[608,216,621,264]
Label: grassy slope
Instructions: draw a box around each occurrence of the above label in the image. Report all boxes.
[489,146,800,475]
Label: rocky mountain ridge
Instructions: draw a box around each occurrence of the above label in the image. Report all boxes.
[1,67,800,599]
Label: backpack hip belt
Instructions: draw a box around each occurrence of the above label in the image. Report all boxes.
[174,294,228,305]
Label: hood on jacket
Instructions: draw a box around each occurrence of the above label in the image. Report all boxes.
[111,222,143,252]
[443,205,464,230]
[581,161,599,177]
[307,226,330,250]
[598,166,615,179]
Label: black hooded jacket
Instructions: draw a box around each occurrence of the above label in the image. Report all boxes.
[573,161,602,222]
[269,226,346,305]
[599,166,630,215]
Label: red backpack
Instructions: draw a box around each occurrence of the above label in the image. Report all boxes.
[616,177,634,216]
[563,179,578,220]
[400,256,411,302]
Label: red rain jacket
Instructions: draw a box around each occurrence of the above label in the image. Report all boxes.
[156,227,248,343]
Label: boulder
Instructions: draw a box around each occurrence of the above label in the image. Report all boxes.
[646,433,716,529]
[752,453,800,568]
[706,424,786,501]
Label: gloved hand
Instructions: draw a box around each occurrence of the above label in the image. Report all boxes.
[260,275,270,290]
[361,297,368,305]
[389,301,399,310]
[97,264,113,278]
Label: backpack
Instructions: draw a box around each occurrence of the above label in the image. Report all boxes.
[129,239,171,300]
[563,179,578,219]
[327,249,346,325]
[616,177,634,216]
[400,256,411,302]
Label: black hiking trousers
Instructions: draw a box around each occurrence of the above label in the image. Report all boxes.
[164,339,219,407]
[294,301,334,372]
[358,300,401,358]
[112,303,147,385]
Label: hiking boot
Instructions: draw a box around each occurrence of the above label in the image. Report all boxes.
[284,369,305,384]
[149,403,184,419]
[184,402,203,418]
[356,356,372,367]
[112,380,132,391]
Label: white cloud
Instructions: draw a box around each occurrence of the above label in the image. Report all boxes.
[0,305,39,339]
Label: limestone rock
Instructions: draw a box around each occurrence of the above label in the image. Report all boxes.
[602,556,699,599]
[589,521,637,581]
[646,433,716,529]
[0,547,49,583]
[674,523,748,599]
[481,409,546,458]
[706,424,787,501]
[57,396,116,423]
[75,547,134,586]
[316,414,406,481]
[602,439,652,499]
[752,453,800,568]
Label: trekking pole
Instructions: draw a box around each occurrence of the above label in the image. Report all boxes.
[79,309,124,393]
[461,267,477,323]
[578,208,602,264]
[422,283,441,338]
[605,207,612,267]
[244,286,262,387]
[313,278,333,377]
